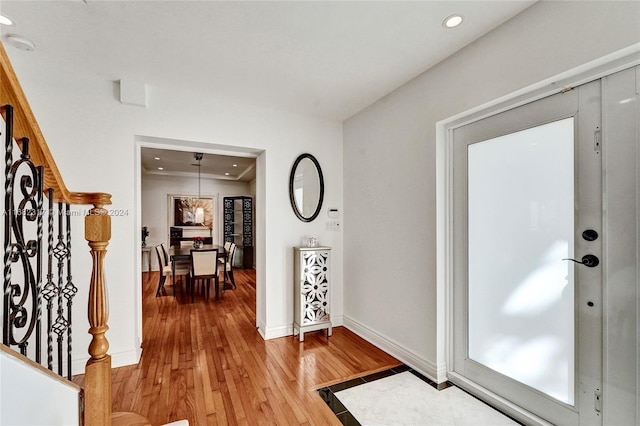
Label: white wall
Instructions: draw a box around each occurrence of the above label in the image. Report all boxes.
[1,347,80,426]
[5,46,344,371]
[343,0,639,383]
[141,173,251,271]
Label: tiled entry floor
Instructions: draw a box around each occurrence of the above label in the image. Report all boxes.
[318,366,521,426]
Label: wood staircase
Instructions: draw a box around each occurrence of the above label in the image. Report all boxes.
[1,40,150,426]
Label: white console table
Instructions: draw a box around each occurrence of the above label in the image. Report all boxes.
[293,246,332,342]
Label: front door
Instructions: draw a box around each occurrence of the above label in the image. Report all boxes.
[450,79,603,425]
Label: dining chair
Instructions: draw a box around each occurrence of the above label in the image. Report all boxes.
[225,241,234,272]
[155,245,189,297]
[165,241,190,270]
[219,242,237,289]
[189,248,220,303]
[160,242,170,265]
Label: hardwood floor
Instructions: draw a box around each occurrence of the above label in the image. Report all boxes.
[74,268,401,425]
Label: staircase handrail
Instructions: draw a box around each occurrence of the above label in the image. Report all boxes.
[1,41,146,426]
[0,42,110,207]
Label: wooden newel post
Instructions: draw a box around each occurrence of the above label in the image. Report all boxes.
[84,204,112,426]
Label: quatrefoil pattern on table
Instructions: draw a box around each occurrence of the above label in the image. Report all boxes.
[301,251,329,325]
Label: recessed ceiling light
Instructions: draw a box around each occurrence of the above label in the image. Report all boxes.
[158,167,164,170]
[154,157,160,160]
[232,164,238,167]
[225,173,230,176]
[0,14,14,26]
[443,14,463,29]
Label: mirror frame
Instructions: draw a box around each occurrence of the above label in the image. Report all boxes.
[289,153,324,222]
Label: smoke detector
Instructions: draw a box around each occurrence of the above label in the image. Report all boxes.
[5,34,36,52]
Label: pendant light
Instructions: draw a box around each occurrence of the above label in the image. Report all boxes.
[194,153,204,224]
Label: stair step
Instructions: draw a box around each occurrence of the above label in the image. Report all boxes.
[112,411,152,426]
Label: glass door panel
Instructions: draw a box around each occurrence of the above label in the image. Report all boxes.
[467,118,575,404]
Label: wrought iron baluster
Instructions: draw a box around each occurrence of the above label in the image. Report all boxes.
[3,104,14,348]
[3,131,43,359]
[34,164,43,364]
[2,103,76,380]
[53,201,69,376]
[62,203,76,380]
[43,188,56,371]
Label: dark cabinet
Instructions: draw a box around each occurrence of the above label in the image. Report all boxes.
[169,226,183,246]
[223,196,254,269]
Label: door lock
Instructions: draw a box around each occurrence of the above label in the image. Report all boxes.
[563,254,599,268]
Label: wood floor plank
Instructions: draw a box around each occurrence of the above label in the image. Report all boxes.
[73,268,401,425]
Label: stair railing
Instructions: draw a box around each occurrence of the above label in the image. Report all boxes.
[1,41,142,425]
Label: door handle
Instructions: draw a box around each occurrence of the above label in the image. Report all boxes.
[563,254,599,268]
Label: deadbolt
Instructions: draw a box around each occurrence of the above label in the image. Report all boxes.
[582,229,599,242]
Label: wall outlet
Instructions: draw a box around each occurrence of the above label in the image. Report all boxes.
[326,220,341,231]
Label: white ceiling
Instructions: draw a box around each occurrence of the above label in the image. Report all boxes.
[0,0,536,178]
[142,147,256,182]
[1,0,536,121]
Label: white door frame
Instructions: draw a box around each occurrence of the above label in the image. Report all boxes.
[133,135,265,352]
[436,45,640,425]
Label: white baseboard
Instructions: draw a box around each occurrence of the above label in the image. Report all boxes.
[256,318,267,339]
[330,315,344,327]
[71,347,141,376]
[436,360,448,383]
[343,315,441,383]
[261,315,343,340]
[72,356,88,376]
[262,323,293,340]
[111,347,142,368]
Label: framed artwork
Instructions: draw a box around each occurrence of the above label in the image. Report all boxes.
[170,196,213,228]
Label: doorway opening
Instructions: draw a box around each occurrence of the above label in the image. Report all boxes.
[134,135,264,349]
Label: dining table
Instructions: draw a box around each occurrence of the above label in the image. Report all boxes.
[168,244,227,296]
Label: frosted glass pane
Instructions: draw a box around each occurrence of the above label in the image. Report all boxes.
[468,118,575,405]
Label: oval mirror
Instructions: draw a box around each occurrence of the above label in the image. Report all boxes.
[289,153,324,222]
